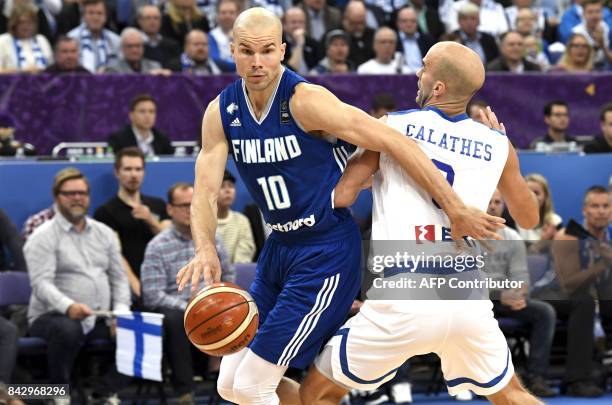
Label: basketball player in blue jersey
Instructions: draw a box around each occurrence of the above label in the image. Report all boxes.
[300,42,543,404]
[176,8,506,405]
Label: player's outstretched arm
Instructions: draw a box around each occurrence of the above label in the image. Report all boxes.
[497,141,539,229]
[292,84,504,240]
[176,97,228,292]
[333,147,380,207]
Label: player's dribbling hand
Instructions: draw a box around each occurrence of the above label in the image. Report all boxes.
[176,246,222,292]
[449,205,505,241]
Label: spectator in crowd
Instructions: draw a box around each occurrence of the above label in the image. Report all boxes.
[524,34,550,70]
[395,6,435,73]
[282,6,321,74]
[167,29,221,74]
[453,2,499,65]
[0,111,36,156]
[364,0,408,27]
[107,94,174,156]
[300,0,342,42]
[486,31,541,71]
[357,26,401,74]
[208,0,238,72]
[571,0,611,69]
[342,1,375,67]
[0,0,53,42]
[486,189,557,398]
[106,27,170,74]
[161,0,210,47]
[584,103,612,153]
[370,92,397,118]
[544,185,611,398]
[558,0,612,43]
[0,4,53,73]
[216,170,255,264]
[44,36,89,73]
[24,168,130,403]
[444,0,509,38]
[67,0,120,73]
[409,0,445,40]
[0,209,26,271]
[94,147,171,299]
[530,100,574,148]
[137,5,181,68]
[505,0,546,33]
[467,98,488,123]
[552,32,595,72]
[141,182,233,405]
[311,29,355,74]
[517,173,563,244]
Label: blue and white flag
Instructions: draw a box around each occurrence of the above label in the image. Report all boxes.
[115,311,164,381]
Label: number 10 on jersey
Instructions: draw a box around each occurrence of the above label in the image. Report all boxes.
[256,175,291,210]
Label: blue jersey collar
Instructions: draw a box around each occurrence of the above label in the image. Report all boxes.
[424,106,469,122]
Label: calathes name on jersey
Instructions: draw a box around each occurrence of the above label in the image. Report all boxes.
[406,124,493,161]
[231,135,302,164]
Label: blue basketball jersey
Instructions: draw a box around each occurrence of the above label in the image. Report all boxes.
[219,68,354,243]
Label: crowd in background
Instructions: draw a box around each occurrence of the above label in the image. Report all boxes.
[0,0,610,75]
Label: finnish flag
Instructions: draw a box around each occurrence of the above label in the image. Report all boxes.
[115,312,164,381]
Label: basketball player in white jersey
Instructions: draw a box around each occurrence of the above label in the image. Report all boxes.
[299,42,543,404]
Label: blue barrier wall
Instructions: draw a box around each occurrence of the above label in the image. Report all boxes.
[1,153,609,232]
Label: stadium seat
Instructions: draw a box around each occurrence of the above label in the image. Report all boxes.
[234,263,257,290]
[0,272,48,354]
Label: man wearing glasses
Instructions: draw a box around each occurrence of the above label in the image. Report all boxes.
[140,183,233,405]
[529,100,574,149]
[24,167,131,405]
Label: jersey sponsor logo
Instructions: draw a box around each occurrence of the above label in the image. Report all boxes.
[415,224,453,242]
[226,103,239,114]
[405,124,493,161]
[266,214,316,232]
[230,117,241,127]
[231,135,302,164]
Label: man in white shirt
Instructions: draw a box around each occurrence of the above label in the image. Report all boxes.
[444,0,509,37]
[208,0,238,72]
[67,0,120,72]
[571,0,611,68]
[358,26,401,74]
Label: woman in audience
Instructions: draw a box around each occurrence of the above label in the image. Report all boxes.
[161,0,210,47]
[518,173,562,253]
[0,4,52,73]
[551,33,595,73]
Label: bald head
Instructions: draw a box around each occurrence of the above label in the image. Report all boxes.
[426,42,484,99]
[233,7,282,43]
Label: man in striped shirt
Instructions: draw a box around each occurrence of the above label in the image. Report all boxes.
[141,182,233,404]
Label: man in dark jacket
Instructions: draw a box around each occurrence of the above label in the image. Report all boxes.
[108,94,174,156]
[453,2,499,65]
[486,31,541,72]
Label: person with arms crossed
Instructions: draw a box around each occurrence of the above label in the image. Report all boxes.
[301,42,543,405]
[177,9,504,405]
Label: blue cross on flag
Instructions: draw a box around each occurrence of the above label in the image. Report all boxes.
[115,312,164,381]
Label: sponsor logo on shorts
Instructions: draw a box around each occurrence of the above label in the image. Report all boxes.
[414,224,453,242]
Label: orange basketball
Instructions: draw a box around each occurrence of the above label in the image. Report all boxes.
[183,282,259,356]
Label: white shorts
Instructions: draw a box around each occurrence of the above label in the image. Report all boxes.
[323,300,514,396]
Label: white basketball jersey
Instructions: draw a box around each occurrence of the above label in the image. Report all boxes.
[372,107,509,241]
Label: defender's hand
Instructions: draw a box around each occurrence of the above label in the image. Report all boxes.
[479,106,506,134]
[176,246,222,292]
[449,206,505,241]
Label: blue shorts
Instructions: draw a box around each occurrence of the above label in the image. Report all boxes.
[247,221,362,369]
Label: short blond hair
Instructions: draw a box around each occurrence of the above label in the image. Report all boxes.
[52,168,89,197]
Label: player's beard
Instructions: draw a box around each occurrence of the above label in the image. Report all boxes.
[416,83,432,108]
